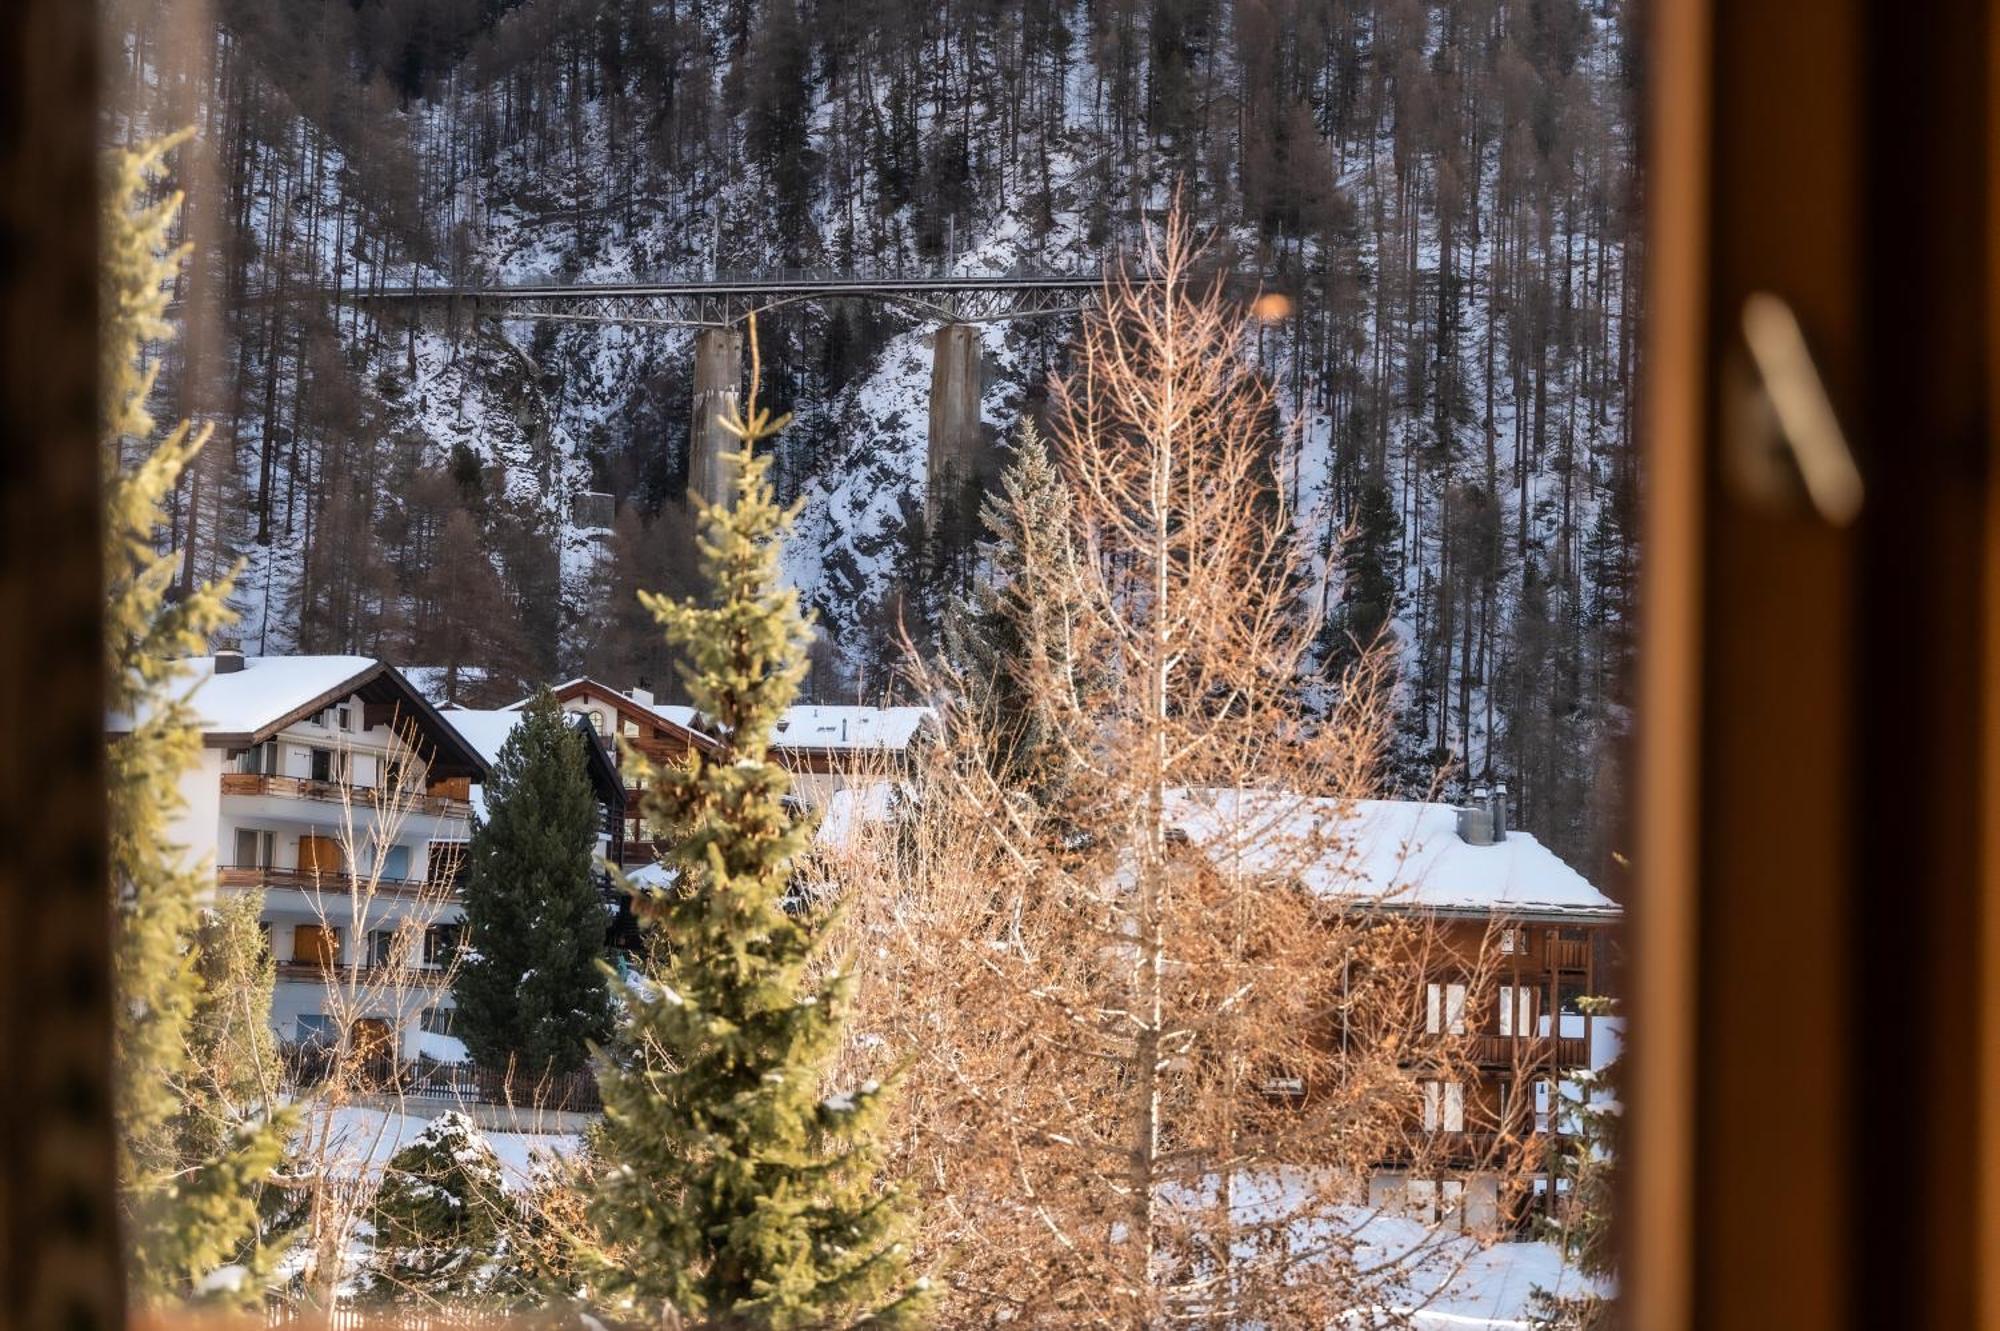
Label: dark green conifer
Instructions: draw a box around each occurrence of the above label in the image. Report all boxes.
[454,688,613,1078]
[589,321,928,1330]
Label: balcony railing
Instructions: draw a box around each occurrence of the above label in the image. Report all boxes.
[1379,1130,1554,1169]
[217,864,448,898]
[1546,938,1592,971]
[1453,1032,1591,1068]
[274,960,451,986]
[220,772,472,819]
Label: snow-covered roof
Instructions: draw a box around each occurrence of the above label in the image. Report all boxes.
[1164,789,1619,920]
[510,676,718,748]
[110,654,377,739]
[436,707,526,767]
[438,706,623,830]
[108,654,488,780]
[773,705,933,753]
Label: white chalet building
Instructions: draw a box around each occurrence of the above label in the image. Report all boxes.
[112,651,489,1061]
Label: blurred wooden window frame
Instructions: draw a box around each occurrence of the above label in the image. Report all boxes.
[1632,0,1993,1327]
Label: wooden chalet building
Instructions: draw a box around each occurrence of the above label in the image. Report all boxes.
[1166,785,1621,1236]
[515,678,718,868]
[522,679,933,866]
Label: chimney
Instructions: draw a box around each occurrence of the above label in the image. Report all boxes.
[214,647,246,675]
[1490,780,1509,842]
[1456,796,1494,847]
[628,685,654,708]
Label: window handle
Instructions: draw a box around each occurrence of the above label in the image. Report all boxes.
[1724,292,1865,526]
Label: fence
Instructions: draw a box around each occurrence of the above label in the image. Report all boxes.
[279,1043,601,1114]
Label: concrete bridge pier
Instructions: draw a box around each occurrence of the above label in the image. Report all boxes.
[689,325,745,510]
[927,323,983,526]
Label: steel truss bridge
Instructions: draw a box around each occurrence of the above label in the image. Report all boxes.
[337,271,1178,329]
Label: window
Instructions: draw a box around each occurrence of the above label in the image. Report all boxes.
[298,835,344,874]
[1421,1081,1465,1134]
[295,1013,337,1046]
[420,1005,455,1035]
[1425,981,1467,1035]
[424,923,462,966]
[379,843,410,881]
[310,747,332,782]
[1499,926,1522,955]
[1499,984,1535,1038]
[232,828,274,868]
[623,718,639,737]
[588,709,605,734]
[235,741,277,775]
[428,843,463,886]
[292,924,339,967]
[335,704,353,731]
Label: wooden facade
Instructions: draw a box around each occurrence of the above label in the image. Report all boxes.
[1378,910,1616,1233]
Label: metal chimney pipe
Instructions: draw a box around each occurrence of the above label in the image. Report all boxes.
[1490,780,1509,841]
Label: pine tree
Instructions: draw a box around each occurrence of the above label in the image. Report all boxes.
[589,320,928,1329]
[366,1112,511,1302]
[103,131,289,1307]
[943,420,1088,804]
[454,687,614,1079]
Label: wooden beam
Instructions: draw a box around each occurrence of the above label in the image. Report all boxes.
[0,3,121,1330]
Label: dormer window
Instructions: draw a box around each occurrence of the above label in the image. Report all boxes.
[336,704,353,731]
[589,710,605,734]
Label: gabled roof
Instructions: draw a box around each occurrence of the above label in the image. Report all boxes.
[1163,788,1620,921]
[438,706,625,823]
[109,655,488,781]
[772,705,934,754]
[508,676,719,753]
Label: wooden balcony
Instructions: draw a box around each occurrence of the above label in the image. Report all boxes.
[1545,937,1592,971]
[274,960,451,986]
[1380,1130,1554,1170]
[220,772,472,820]
[217,864,447,899]
[1444,1032,1591,1069]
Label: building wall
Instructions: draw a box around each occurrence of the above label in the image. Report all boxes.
[195,689,475,1059]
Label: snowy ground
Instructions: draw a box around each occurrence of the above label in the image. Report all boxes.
[302,1101,1595,1327]
[304,1104,582,1190]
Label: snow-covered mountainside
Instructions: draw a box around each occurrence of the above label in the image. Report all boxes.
[112,0,1639,871]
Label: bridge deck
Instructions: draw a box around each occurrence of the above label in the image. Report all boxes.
[353,272,1147,301]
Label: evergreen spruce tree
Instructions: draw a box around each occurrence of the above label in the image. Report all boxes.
[366,1112,510,1302]
[454,687,614,1078]
[590,321,928,1329]
[943,420,1088,803]
[103,131,289,1307]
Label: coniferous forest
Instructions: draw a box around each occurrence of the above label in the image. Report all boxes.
[105,0,1640,873]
